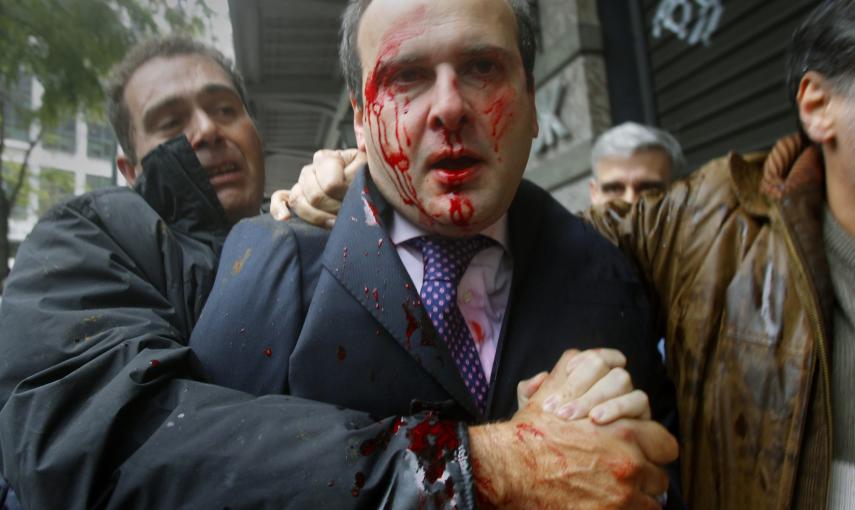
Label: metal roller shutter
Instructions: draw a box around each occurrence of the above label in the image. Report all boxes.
[640,0,820,173]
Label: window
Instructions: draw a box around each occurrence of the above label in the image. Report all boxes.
[38,167,75,216]
[2,73,33,142]
[86,121,115,160]
[85,174,113,192]
[43,117,77,154]
[2,162,32,220]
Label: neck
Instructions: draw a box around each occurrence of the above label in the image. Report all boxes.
[824,148,855,239]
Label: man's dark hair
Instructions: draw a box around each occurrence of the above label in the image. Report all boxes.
[105,35,248,164]
[339,0,538,108]
[786,0,855,109]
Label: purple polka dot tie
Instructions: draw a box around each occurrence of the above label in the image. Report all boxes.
[413,236,493,413]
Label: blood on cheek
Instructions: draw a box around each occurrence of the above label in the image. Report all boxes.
[365,71,429,221]
[482,88,516,154]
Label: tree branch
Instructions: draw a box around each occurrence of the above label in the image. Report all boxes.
[0,97,6,172]
[8,127,42,209]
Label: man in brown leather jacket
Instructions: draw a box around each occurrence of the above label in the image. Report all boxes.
[278,2,854,508]
[585,1,852,504]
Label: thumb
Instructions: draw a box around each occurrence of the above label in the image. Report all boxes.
[630,420,679,465]
[517,371,548,409]
[270,189,291,221]
[343,149,367,181]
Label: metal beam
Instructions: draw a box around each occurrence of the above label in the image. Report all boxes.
[229,0,261,82]
[246,79,343,100]
[322,88,352,149]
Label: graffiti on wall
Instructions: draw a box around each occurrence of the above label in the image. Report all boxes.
[652,0,724,47]
[532,80,570,154]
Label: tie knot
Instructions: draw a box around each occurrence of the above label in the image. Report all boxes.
[414,235,494,283]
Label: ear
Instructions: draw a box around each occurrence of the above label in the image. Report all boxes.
[797,71,835,145]
[351,94,367,151]
[117,154,140,186]
[589,178,600,203]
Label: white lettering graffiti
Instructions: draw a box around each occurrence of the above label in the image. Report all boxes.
[652,0,724,47]
[532,80,570,154]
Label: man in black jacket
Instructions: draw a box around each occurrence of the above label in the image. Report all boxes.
[0,36,272,508]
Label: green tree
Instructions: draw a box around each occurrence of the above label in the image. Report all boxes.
[0,0,212,290]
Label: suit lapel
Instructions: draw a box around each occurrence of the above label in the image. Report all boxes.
[321,167,482,419]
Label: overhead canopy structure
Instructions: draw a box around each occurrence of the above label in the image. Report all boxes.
[229,0,353,198]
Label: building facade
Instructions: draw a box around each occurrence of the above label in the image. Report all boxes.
[2,74,117,266]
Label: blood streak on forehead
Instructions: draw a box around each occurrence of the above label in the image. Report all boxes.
[362,5,428,107]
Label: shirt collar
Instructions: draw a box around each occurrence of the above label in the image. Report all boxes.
[389,210,510,252]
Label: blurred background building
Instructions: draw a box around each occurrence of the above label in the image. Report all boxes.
[2,74,117,263]
[228,0,820,211]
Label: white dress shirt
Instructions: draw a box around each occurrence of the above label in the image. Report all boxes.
[389,211,513,380]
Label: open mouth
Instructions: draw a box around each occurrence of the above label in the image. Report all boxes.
[430,154,483,186]
[207,162,240,177]
[430,155,482,171]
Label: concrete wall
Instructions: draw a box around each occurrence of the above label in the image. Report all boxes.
[525,0,611,213]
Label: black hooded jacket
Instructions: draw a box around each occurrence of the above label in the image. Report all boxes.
[0,137,474,509]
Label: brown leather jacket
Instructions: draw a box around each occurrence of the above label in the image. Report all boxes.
[587,134,833,510]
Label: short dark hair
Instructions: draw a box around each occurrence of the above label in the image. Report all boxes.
[786,0,855,109]
[105,35,248,164]
[339,0,538,108]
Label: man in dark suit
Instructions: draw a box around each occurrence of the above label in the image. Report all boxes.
[190,0,679,507]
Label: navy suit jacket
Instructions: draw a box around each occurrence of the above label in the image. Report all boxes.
[191,169,675,426]
[190,169,682,507]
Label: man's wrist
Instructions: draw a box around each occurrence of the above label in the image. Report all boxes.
[468,423,512,508]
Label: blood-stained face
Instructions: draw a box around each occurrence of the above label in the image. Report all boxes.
[353,0,538,237]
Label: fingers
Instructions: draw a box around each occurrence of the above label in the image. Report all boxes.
[636,462,670,502]
[615,419,679,465]
[591,389,651,424]
[530,349,628,416]
[560,368,635,422]
[288,149,363,228]
[559,348,626,379]
[288,180,337,229]
[312,150,351,201]
[584,348,628,369]
[298,160,344,215]
[627,488,667,510]
[516,371,548,410]
[548,350,627,416]
[270,190,291,221]
[342,149,367,181]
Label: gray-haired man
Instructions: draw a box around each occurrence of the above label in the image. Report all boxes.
[589,122,683,207]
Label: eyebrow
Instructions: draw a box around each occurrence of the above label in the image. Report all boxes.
[141,83,240,128]
[600,182,626,192]
[373,44,517,80]
[460,45,516,63]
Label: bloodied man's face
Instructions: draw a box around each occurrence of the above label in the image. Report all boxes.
[353,0,538,237]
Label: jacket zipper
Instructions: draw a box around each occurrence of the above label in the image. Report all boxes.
[777,205,833,505]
